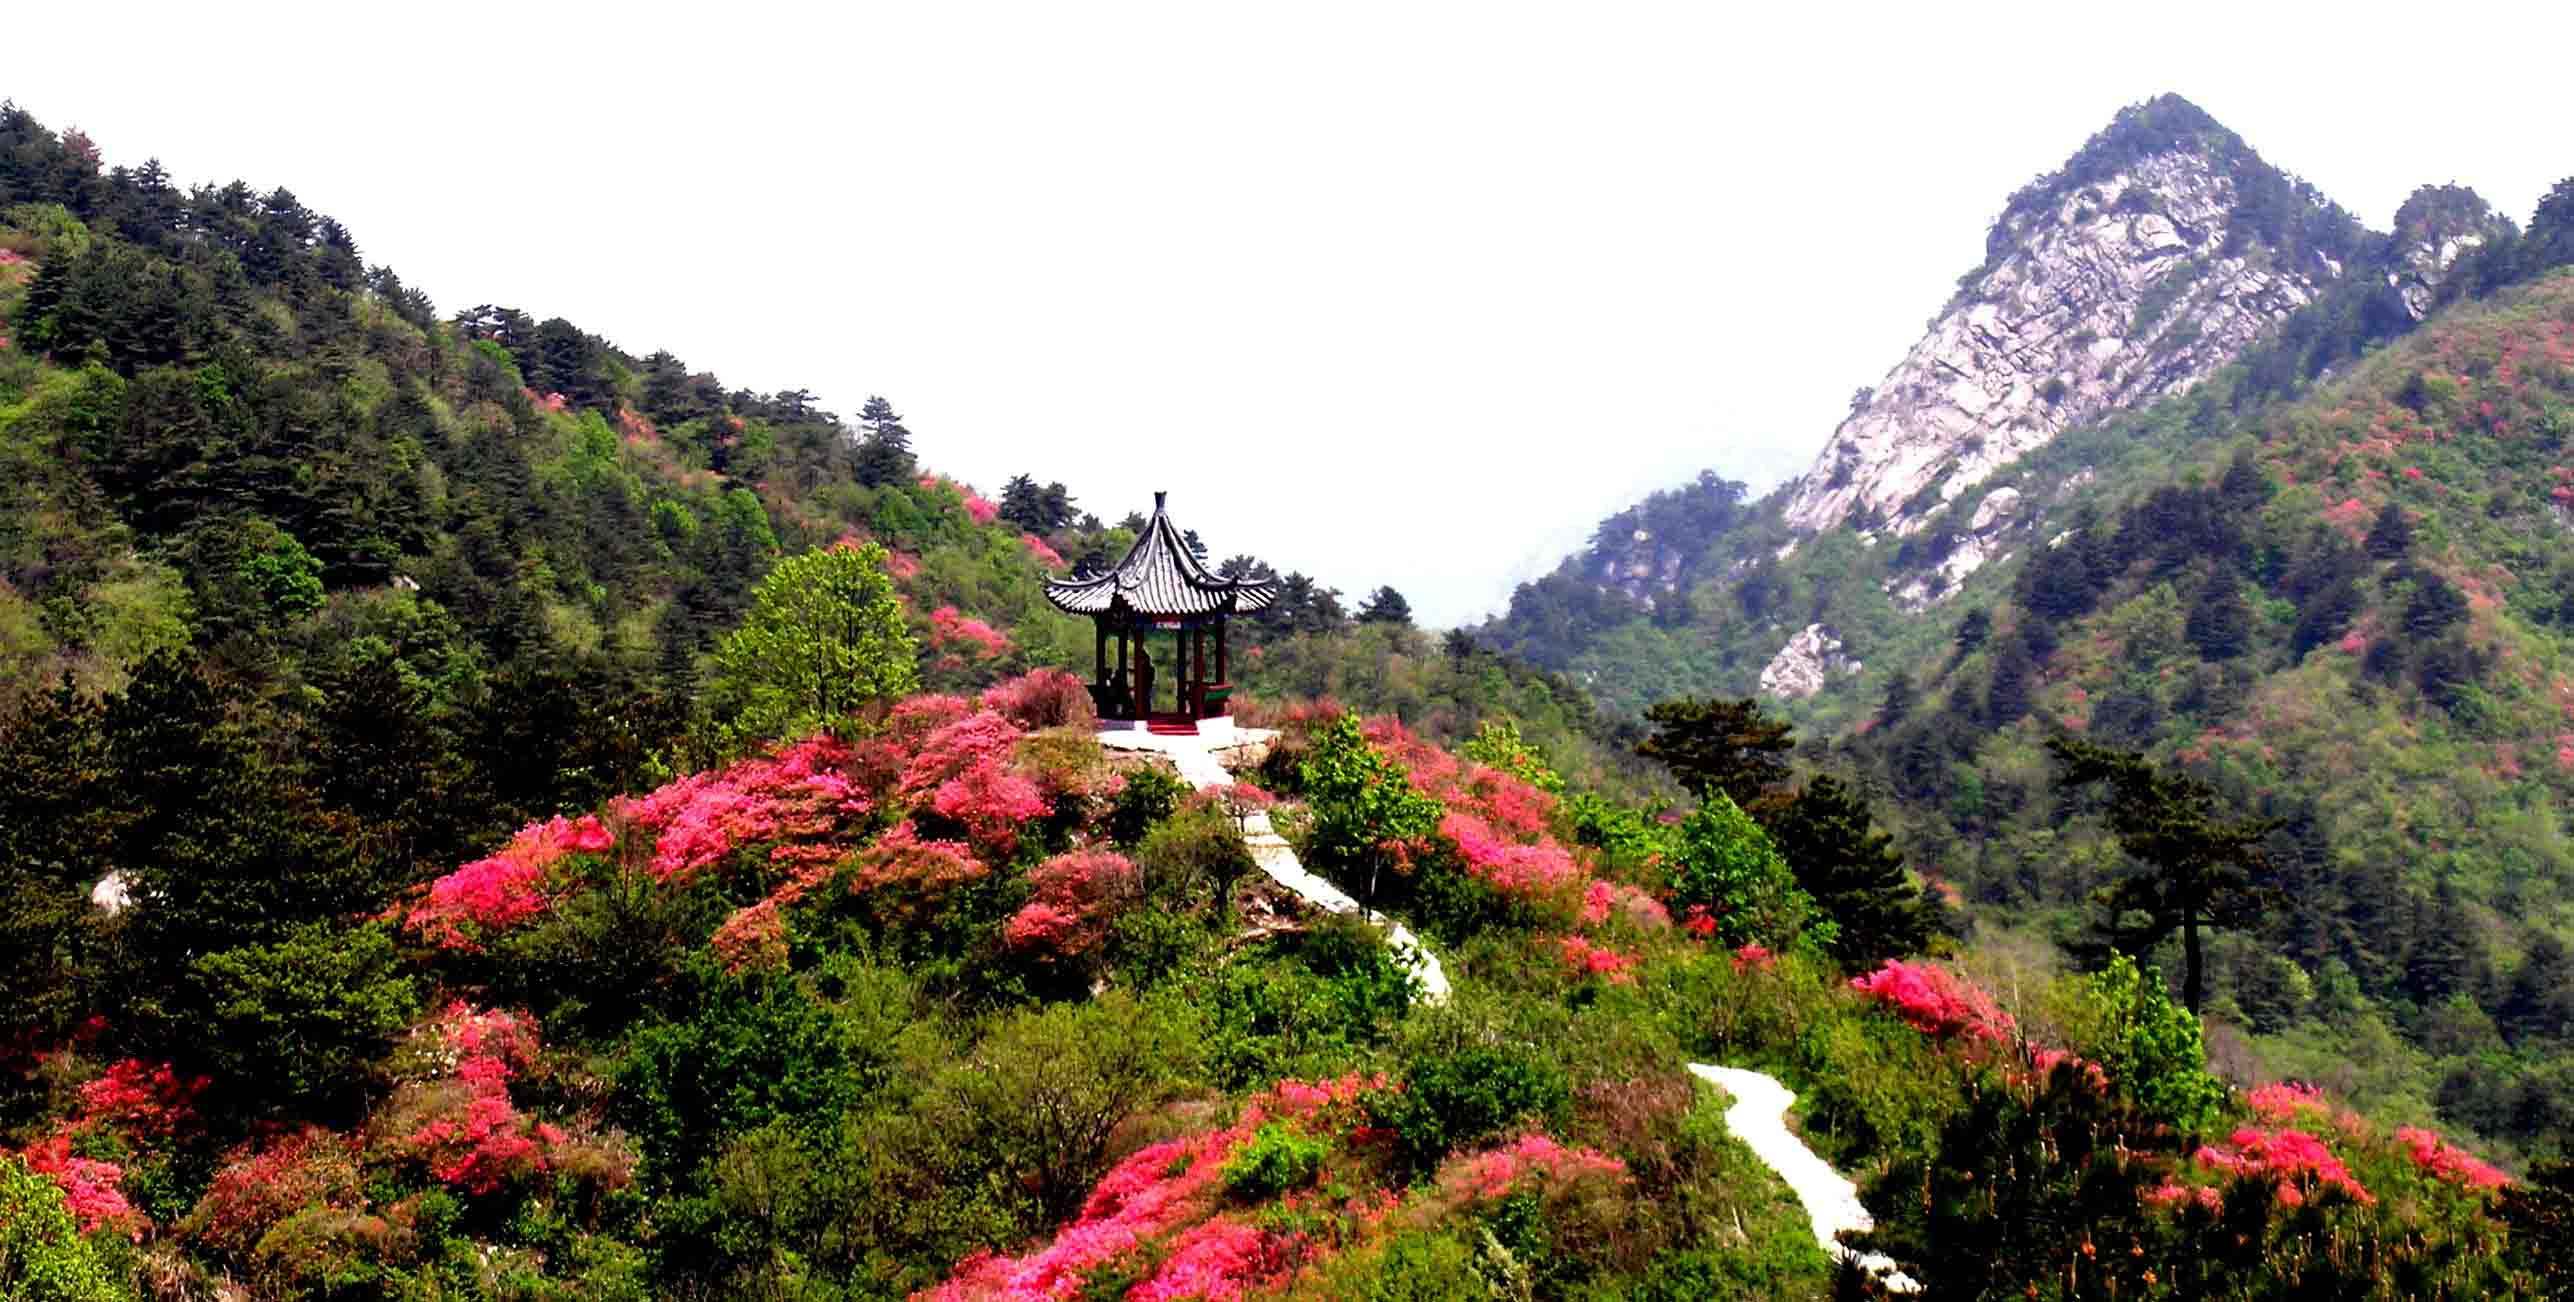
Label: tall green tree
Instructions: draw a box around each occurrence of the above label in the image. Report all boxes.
[1767,774,1931,968]
[853,395,915,488]
[2047,736,2277,1015]
[708,541,918,750]
[1634,696,1794,814]
[1356,585,1414,626]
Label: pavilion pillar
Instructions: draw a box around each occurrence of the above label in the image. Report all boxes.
[1193,624,1207,700]
[1093,622,1108,685]
[1216,619,1227,685]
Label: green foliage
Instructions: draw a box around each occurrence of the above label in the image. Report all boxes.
[707,540,916,750]
[2067,953,2226,1136]
[1457,717,1564,795]
[1666,793,1829,952]
[1634,696,1793,811]
[1369,1045,1568,1176]
[191,921,419,1116]
[1767,775,1932,969]
[0,1156,129,1302]
[1299,712,1443,867]
[1108,764,1189,847]
[2498,1156,2574,1298]
[1222,1121,1328,1200]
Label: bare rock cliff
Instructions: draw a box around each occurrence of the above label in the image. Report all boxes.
[1782,148,2332,540]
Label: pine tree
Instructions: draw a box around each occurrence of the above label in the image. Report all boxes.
[1356,585,1413,626]
[1878,671,1916,727]
[1769,774,1933,968]
[1984,634,2035,725]
[2184,568,2253,660]
[1636,696,1795,815]
[2365,501,2414,559]
[2048,736,2277,1015]
[999,474,1046,530]
[1182,529,1208,562]
[853,395,915,487]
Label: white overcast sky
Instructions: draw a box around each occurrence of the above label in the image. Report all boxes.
[10,3,2572,625]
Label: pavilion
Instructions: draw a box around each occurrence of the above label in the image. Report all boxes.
[1042,492,1276,736]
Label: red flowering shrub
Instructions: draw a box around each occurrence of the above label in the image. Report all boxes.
[2245,1081,2330,1126]
[929,1124,1252,1300]
[2192,1127,2374,1207]
[1127,1218,1301,1302]
[1022,533,1067,569]
[711,898,791,973]
[1004,850,1140,961]
[182,1126,367,1262]
[902,710,1025,796]
[78,1057,210,1139]
[2394,1126,2510,1190]
[982,668,1096,730]
[930,605,1012,658]
[1435,1132,1628,1203]
[618,736,864,883]
[848,821,989,905]
[933,757,1050,856]
[1555,935,1638,985]
[18,1132,140,1236]
[388,1004,584,1198]
[405,813,614,950]
[1731,942,1775,973]
[1849,959,2015,1042]
[1440,811,1580,900]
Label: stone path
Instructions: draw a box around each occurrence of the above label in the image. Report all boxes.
[1098,726,1912,1289]
[1685,1063,1919,1292]
[1100,725,1449,1005]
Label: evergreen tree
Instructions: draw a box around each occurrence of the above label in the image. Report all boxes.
[2218,445,2268,510]
[999,474,1046,530]
[2365,501,2414,559]
[1768,774,1933,968]
[853,395,915,488]
[1876,671,1916,728]
[2498,933,2574,1045]
[1984,634,2035,725]
[1039,482,1076,530]
[2184,568,2253,660]
[1356,585,1414,626]
[1182,529,1208,562]
[2048,736,2277,1015]
[1954,607,1992,659]
[1635,696,1795,815]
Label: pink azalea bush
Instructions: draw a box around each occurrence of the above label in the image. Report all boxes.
[1556,935,1638,985]
[619,735,865,884]
[390,1003,606,1198]
[404,813,614,949]
[1021,533,1066,569]
[1004,850,1140,961]
[2191,1127,2374,1207]
[1848,959,2016,1042]
[930,605,1012,658]
[182,1126,368,1261]
[2393,1126,2510,1191]
[18,1131,141,1236]
[1436,1132,1627,1203]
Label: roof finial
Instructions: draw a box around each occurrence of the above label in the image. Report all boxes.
[1154,490,1167,511]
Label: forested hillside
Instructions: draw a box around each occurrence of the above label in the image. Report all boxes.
[5,95,2573,1300]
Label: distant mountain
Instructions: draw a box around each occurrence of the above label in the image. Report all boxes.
[1478,91,2574,1161]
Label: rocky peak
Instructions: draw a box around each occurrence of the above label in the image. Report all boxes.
[1758,623,1858,700]
[1780,96,2357,542]
[2386,183,2511,319]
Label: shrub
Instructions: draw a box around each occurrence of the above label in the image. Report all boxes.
[1131,804,1255,909]
[0,1155,129,1301]
[707,540,918,750]
[1110,765,1191,847]
[190,921,419,1116]
[2066,953,2226,1136]
[1666,794,1828,952]
[1221,1121,1327,1201]
[1370,1046,1568,1176]
[1299,713,1442,870]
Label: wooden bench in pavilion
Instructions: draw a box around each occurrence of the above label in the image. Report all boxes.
[1042,492,1278,737]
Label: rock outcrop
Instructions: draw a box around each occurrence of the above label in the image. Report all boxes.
[2386,184,2511,320]
[1759,623,1858,700]
[1782,145,2333,541]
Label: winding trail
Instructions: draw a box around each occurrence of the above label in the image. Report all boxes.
[1685,1064,1919,1291]
[1107,726,1907,1290]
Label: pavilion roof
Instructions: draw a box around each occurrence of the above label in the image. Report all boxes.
[1042,492,1278,617]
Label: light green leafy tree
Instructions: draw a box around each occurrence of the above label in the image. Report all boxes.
[709,541,918,750]
[2069,952,2226,1136]
[1298,713,1443,892]
[1667,792,1831,952]
[0,1156,130,1301]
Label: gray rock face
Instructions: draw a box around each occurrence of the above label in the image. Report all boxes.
[1781,151,2332,541]
[2386,184,2510,321]
[1759,623,1858,700]
[1890,486,2022,609]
